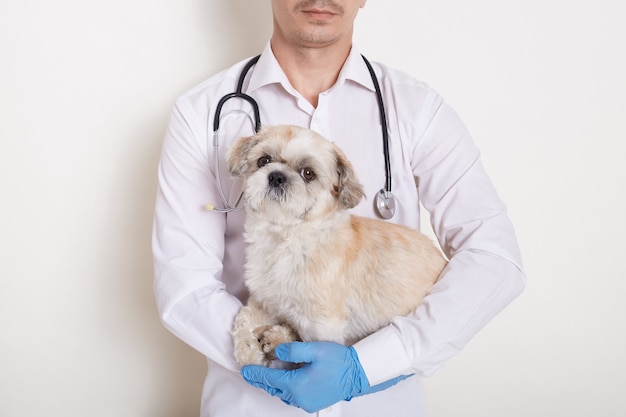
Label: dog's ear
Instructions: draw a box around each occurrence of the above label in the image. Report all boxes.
[226,133,260,177]
[333,148,365,209]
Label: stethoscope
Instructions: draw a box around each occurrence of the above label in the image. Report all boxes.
[210,54,397,220]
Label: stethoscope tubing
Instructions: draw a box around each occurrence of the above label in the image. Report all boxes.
[213,55,262,134]
[361,55,392,195]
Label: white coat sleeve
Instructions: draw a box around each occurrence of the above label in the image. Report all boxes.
[353,98,526,385]
[152,99,242,372]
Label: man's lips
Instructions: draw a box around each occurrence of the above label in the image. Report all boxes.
[302,9,337,19]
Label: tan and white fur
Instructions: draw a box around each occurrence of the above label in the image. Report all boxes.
[228,125,447,367]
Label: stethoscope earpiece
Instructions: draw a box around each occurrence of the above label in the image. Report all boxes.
[375,189,396,220]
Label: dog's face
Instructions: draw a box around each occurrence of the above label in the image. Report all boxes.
[227,125,365,222]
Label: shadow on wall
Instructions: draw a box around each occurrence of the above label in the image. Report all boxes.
[135,2,272,416]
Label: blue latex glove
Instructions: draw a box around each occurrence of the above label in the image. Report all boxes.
[240,341,411,413]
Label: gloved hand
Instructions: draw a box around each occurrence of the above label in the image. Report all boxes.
[240,341,411,413]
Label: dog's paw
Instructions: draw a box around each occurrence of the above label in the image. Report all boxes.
[259,324,300,360]
[233,334,269,367]
[232,307,272,366]
[233,323,271,366]
[231,305,299,367]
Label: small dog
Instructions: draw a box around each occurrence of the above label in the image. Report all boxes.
[228,125,447,367]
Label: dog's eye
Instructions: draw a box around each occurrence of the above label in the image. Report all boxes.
[300,168,316,182]
[257,156,271,168]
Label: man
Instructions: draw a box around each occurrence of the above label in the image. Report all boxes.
[152,1,525,415]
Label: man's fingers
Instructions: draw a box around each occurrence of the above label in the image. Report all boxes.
[241,365,290,394]
[274,342,317,364]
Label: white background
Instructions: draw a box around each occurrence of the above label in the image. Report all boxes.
[1,1,624,416]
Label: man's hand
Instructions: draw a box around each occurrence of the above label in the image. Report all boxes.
[240,341,411,413]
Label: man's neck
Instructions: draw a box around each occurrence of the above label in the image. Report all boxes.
[271,37,352,107]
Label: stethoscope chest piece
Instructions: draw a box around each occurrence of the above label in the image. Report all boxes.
[375,189,396,220]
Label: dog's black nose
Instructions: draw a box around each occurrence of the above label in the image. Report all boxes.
[268,171,287,188]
